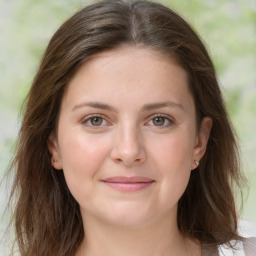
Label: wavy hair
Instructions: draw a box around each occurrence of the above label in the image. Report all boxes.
[9,0,245,255]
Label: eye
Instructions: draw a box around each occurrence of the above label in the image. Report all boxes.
[146,115,174,128]
[81,115,109,128]
[90,116,103,126]
[152,117,166,126]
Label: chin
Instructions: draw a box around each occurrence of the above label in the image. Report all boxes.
[101,202,157,228]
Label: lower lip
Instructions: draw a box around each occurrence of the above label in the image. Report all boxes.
[102,181,154,192]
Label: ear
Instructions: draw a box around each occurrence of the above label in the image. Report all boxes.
[192,117,212,170]
[47,133,63,170]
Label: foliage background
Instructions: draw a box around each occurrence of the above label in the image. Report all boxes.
[0,0,255,254]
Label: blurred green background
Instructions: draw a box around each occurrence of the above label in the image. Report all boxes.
[0,0,255,251]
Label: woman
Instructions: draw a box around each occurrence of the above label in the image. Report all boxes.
[9,0,256,255]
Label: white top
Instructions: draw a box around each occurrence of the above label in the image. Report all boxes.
[202,220,256,256]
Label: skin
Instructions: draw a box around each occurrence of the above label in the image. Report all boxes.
[48,47,212,256]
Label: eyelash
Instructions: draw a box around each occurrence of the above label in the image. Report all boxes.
[81,114,174,129]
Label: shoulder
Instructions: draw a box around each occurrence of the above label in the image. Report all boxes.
[202,220,256,256]
[239,219,256,255]
[242,237,256,256]
[218,237,256,256]
[218,220,256,256]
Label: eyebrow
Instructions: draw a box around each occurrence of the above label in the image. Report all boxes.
[72,102,117,112]
[72,101,184,112]
[142,102,184,111]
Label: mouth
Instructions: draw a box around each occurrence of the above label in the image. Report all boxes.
[101,176,155,192]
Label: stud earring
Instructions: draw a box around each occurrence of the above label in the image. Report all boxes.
[53,159,57,163]
[194,160,199,166]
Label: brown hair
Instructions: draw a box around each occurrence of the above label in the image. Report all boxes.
[9,0,245,255]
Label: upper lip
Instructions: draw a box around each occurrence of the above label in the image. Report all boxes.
[101,176,155,183]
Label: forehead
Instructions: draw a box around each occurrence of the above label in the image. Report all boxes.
[62,46,194,112]
[79,46,182,77]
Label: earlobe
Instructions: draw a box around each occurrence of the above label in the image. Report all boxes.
[47,133,63,170]
[192,117,212,169]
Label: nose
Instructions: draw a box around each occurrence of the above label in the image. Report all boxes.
[110,124,147,167]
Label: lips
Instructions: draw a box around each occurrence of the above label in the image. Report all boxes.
[102,176,154,183]
[101,176,155,192]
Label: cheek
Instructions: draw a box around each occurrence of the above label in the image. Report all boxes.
[58,129,111,195]
[151,130,194,170]
[60,135,105,170]
[148,131,194,202]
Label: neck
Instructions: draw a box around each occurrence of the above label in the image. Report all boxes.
[76,212,201,256]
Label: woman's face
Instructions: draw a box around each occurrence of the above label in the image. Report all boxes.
[49,47,211,228]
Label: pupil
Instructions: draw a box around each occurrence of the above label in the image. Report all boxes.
[92,117,102,126]
[154,117,164,126]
